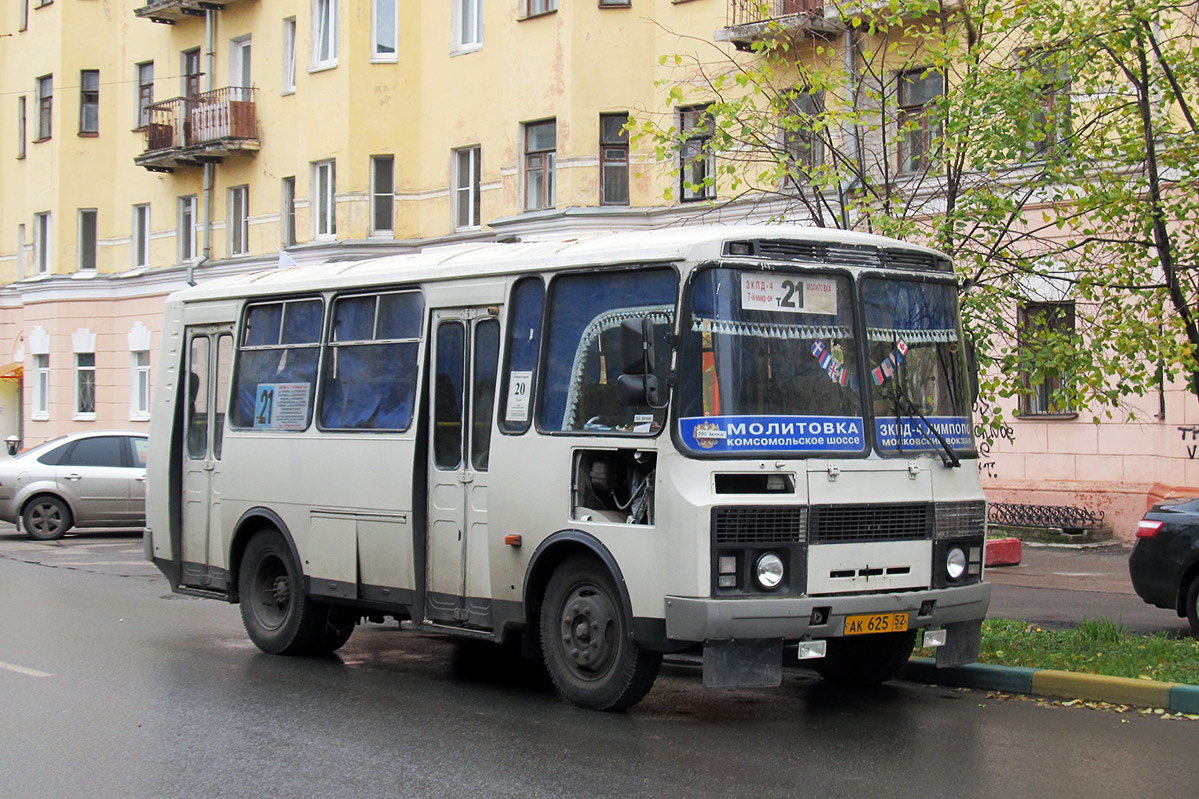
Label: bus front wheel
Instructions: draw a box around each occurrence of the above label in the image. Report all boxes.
[238,529,354,656]
[539,555,661,711]
[812,630,918,686]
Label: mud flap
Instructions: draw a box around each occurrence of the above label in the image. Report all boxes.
[703,639,783,689]
[936,620,983,667]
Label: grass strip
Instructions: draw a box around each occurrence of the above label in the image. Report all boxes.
[974,618,1199,685]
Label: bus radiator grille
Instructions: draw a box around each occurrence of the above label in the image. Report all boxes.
[808,503,932,544]
[712,507,807,544]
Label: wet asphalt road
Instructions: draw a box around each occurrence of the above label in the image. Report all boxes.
[1,531,1197,798]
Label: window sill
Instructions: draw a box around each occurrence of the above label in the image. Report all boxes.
[282,88,296,96]
[74,413,96,422]
[1014,411,1079,421]
[78,131,99,138]
[370,54,398,64]
[519,10,558,21]
[129,412,151,422]
[308,62,338,74]
[32,413,49,422]
[33,137,51,144]
[451,43,483,56]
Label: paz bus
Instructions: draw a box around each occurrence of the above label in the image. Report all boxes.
[146,225,991,710]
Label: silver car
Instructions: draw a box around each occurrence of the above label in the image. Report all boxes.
[0,431,148,540]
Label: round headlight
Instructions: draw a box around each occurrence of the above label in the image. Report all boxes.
[946,546,967,580]
[755,552,785,590]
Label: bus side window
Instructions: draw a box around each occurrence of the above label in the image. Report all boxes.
[230,298,323,430]
[186,336,210,459]
[498,277,544,435]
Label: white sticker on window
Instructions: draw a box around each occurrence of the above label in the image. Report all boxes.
[506,371,533,423]
[254,383,311,429]
[740,274,838,316]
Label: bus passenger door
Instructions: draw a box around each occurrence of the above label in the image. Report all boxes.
[180,327,234,588]
[426,309,500,626]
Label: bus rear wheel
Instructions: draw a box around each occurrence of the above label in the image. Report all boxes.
[812,630,918,686]
[540,555,661,711]
[238,529,354,656]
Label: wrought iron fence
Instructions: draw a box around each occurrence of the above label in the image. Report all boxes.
[144,87,257,153]
[728,0,825,27]
[988,502,1105,531]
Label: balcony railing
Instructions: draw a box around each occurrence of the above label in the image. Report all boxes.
[136,87,259,172]
[135,0,248,24]
[718,0,841,50]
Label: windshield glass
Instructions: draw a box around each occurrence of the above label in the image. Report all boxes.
[677,267,865,455]
[862,278,975,456]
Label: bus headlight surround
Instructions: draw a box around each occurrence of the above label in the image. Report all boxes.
[946,546,967,580]
[754,552,785,590]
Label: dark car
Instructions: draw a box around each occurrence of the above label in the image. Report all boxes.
[1129,498,1199,635]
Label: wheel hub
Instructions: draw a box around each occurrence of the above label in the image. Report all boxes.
[559,586,616,675]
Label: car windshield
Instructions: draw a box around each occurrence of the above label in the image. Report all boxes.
[861,278,975,457]
[676,266,865,455]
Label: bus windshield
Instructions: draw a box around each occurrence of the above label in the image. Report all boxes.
[862,278,975,457]
[677,266,866,455]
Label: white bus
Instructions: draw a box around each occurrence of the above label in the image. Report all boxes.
[147,225,990,710]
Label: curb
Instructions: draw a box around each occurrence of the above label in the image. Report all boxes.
[903,658,1199,714]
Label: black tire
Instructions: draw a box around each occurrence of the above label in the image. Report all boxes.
[1186,576,1199,637]
[238,529,355,656]
[22,496,73,541]
[540,555,661,711]
[812,630,918,686]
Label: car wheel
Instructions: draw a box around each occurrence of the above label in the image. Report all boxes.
[539,555,661,711]
[812,630,918,686]
[238,529,352,656]
[22,496,73,541]
[1186,576,1199,637]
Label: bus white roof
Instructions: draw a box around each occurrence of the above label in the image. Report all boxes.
[169,224,947,303]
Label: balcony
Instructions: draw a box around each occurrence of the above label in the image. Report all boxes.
[135,88,259,173]
[134,0,247,24]
[717,1,844,50]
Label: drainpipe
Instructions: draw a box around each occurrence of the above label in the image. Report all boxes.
[839,26,861,230]
[190,9,217,287]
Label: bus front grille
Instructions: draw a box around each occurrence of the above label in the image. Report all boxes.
[809,503,932,543]
[713,506,807,544]
[934,501,987,538]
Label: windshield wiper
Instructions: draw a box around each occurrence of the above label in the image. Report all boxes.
[883,383,961,468]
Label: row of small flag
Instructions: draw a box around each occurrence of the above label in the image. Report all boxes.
[811,337,910,388]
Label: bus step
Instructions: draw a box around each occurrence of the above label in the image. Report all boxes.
[407,620,496,641]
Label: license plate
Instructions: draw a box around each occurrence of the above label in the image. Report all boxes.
[843,612,909,636]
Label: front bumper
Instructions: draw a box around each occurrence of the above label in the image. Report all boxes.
[664,582,991,642]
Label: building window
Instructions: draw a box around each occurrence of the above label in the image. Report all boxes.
[229,186,250,255]
[33,354,49,419]
[453,147,481,230]
[131,351,151,419]
[281,177,297,246]
[282,18,297,93]
[1019,301,1075,416]
[312,161,336,237]
[77,209,97,271]
[454,0,483,51]
[76,353,96,417]
[598,0,630,6]
[34,212,50,273]
[182,49,202,98]
[524,120,555,211]
[79,70,99,135]
[136,62,154,129]
[373,0,398,61]
[312,0,339,69]
[524,0,557,16]
[20,0,29,31]
[132,204,150,268]
[17,97,27,159]
[1024,49,1071,159]
[680,105,714,202]
[897,69,942,174]
[178,195,197,262]
[230,36,252,96]
[36,75,52,141]
[781,88,825,179]
[371,156,394,234]
[600,113,629,206]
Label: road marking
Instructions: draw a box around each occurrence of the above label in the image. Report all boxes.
[0,660,53,678]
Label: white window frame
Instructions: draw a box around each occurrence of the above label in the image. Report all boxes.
[281,176,297,246]
[75,352,96,419]
[228,185,250,255]
[17,96,27,159]
[132,204,150,268]
[34,212,50,273]
[311,0,339,70]
[230,35,252,93]
[177,195,197,263]
[282,17,297,94]
[523,0,557,17]
[370,155,394,235]
[33,353,50,420]
[453,0,483,53]
[453,146,481,231]
[523,119,556,212]
[77,208,98,271]
[129,322,153,421]
[136,62,154,129]
[312,160,336,239]
[372,0,398,62]
[36,74,52,141]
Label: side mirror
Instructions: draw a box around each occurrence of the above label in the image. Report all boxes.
[615,317,662,407]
